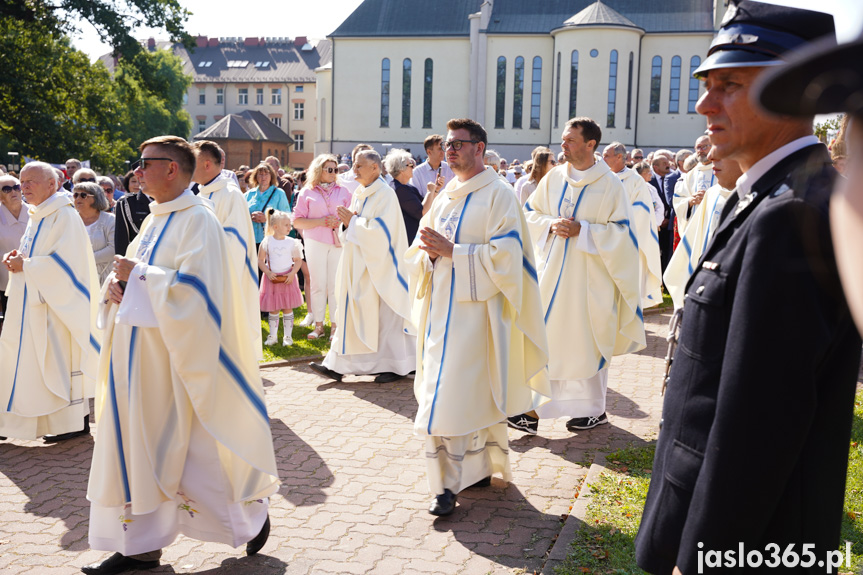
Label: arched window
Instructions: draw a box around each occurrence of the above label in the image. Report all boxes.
[569,50,579,119]
[401,58,412,128]
[554,52,561,129]
[513,56,524,129]
[423,58,433,129]
[495,56,506,128]
[530,56,542,129]
[688,56,701,113]
[649,56,662,113]
[626,52,634,129]
[669,55,681,114]
[380,58,390,127]
[607,50,618,127]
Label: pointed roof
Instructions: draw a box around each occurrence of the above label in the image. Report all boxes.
[563,1,641,30]
[193,110,294,144]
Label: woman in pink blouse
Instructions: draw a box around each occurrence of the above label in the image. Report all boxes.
[292,154,352,340]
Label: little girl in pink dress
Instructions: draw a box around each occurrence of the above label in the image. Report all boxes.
[258,209,304,347]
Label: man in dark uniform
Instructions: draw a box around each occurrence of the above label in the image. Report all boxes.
[114,177,152,257]
[635,3,862,574]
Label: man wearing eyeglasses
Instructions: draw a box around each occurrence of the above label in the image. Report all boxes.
[309,149,416,385]
[512,117,644,435]
[0,161,101,443]
[406,118,550,516]
[83,136,278,575]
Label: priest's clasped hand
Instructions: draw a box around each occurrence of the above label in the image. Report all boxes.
[3,249,24,273]
[112,255,139,283]
[418,227,454,261]
[336,206,356,228]
[550,217,581,239]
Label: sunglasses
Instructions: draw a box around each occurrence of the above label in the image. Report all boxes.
[77,177,96,183]
[133,157,174,170]
[443,139,478,151]
[324,167,338,174]
[1,184,21,194]
[72,192,93,199]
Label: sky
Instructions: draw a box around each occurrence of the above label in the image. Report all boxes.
[71,0,863,61]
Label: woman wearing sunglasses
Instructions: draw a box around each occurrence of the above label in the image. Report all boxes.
[0,174,27,316]
[73,182,115,285]
[292,154,351,340]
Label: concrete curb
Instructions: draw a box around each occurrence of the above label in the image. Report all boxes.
[644,305,673,316]
[259,353,323,369]
[542,453,609,574]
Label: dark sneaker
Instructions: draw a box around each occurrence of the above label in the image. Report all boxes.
[566,413,609,431]
[428,489,457,516]
[507,414,539,435]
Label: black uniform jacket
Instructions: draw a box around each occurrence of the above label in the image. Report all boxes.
[114,191,153,257]
[635,144,862,574]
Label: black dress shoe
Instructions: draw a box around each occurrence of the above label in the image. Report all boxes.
[428,489,457,516]
[81,552,159,574]
[246,514,270,556]
[373,372,401,383]
[44,415,90,443]
[468,476,491,489]
[309,362,342,382]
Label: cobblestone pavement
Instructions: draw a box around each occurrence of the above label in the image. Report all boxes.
[0,314,673,574]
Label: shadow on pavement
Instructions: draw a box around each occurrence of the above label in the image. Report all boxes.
[269,418,333,507]
[606,387,651,420]
[432,482,564,573]
[315,377,418,420]
[181,554,289,574]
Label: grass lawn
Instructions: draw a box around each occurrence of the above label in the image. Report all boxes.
[259,303,331,363]
[556,390,863,574]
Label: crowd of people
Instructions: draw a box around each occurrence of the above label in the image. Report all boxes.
[0,1,862,573]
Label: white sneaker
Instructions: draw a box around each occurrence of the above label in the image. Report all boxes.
[298,315,314,327]
[282,335,293,346]
[264,334,277,346]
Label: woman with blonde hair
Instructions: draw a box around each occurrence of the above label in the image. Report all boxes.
[245,162,290,251]
[292,153,351,340]
[515,147,555,205]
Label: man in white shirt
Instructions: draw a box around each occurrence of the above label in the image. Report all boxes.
[409,134,454,197]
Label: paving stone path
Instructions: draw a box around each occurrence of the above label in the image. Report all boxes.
[0,313,672,574]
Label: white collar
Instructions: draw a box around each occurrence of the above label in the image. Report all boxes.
[735,136,821,199]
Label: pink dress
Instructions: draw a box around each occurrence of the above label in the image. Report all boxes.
[259,236,304,312]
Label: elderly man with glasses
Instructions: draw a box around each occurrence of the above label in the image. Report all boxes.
[406,118,550,516]
[0,161,101,443]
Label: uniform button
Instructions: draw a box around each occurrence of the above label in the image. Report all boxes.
[695,285,705,295]
[659,418,664,430]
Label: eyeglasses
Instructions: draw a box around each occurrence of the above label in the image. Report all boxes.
[1,184,21,194]
[632,156,644,161]
[407,163,416,169]
[133,157,174,170]
[324,167,338,174]
[72,192,93,199]
[444,139,479,151]
[77,177,96,183]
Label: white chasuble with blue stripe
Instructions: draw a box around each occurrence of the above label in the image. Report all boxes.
[407,167,550,437]
[0,193,101,439]
[524,161,645,382]
[199,176,262,359]
[332,177,413,356]
[619,168,663,308]
[664,183,735,310]
[88,192,278,513]
[674,162,715,233]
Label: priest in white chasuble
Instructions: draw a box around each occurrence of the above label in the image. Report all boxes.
[192,140,262,358]
[673,135,715,233]
[83,137,279,575]
[513,118,645,435]
[309,149,416,384]
[0,161,101,443]
[664,149,743,309]
[406,118,550,517]
[602,142,663,308]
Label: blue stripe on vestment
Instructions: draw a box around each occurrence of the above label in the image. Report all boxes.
[49,253,89,300]
[633,201,652,214]
[681,236,694,275]
[342,292,349,355]
[636,306,643,321]
[523,257,538,282]
[147,212,175,264]
[556,182,569,216]
[544,185,588,323]
[109,356,132,503]
[90,334,101,354]
[373,217,409,292]
[176,272,222,328]
[218,348,268,421]
[650,227,659,243]
[427,192,473,434]
[613,219,639,250]
[490,230,523,251]
[224,226,258,284]
[127,327,137,393]
[598,356,607,371]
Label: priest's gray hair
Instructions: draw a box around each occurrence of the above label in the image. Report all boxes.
[606,142,627,157]
[74,182,110,212]
[383,149,413,178]
[484,149,501,170]
[355,149,382,168]
[21,161,58,185]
